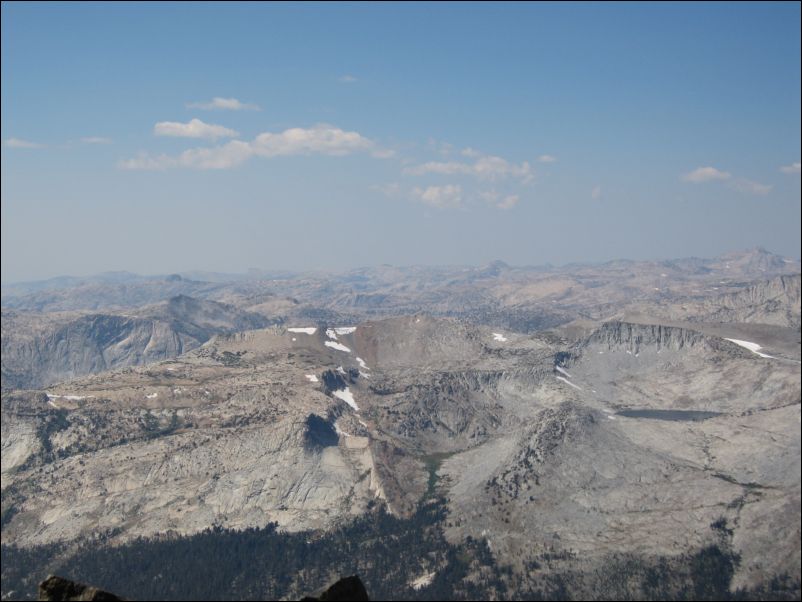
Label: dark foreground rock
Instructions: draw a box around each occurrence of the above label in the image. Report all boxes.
[299,575,370,601]
[39,575,124,601]
[37,574,369,601]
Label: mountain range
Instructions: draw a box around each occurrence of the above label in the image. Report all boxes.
[1,247,799,600]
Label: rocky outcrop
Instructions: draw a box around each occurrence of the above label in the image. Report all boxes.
[37,574,369,601]
[300,575,369,601]
[697,274,801,328]
[585,321,720,354]
[633,274,802,329]
[1,297,272,390]
[39,575,124,601]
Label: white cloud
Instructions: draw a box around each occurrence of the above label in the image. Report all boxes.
[121,124,374,170]
[682,166,775,195]
[591,185,602,200]
[425,139,453,156]
[480,190,519,208]
[780,161,801,175]
[338,75,358,83]
[81,136,112,144]
[405,153,533,183]
[176,140,254,169]
[497,194,520,209]
[473,155,533,182]
[537,154,557,163]
[406,161,471,176]
[413,184,462,209]
[186,97,260,111]
[118,153,172,170]
[119,140,253,170]
[4,138,43,148]
[154,118,239,140]
[681,166,731,182]
[251,124,372,157]
[729,178,772,196]
[407,147,534,208]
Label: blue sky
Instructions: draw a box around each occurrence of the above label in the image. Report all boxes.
[2,1,800,282]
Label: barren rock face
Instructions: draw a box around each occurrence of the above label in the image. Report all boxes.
[1,255,800,598]
[625,273,802,329]
[2,327,390,546]
[1,297,273,390]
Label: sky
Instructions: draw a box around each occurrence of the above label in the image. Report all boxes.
[1,1,800,283]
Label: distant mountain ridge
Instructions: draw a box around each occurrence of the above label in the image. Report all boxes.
[3,247,798,308]
[1,296,274,390]
[2,250,799,390]
[622,273,802,329]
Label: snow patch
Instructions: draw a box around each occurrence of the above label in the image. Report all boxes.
[555,376,582,391]
[334,421,351,438]
[325,340,352,353]
[288,327,317,335]
[47,394,91,401]
[337,366,347,375]
[492,332,508,342]
[333,387,359,411]
[555,365,572,378]
[724,338,775,359]
[410,572,436,591]
[305,374,319,383]
[356,357,369,370]
[325,328,338,340]
[335,327,357,335]
[145,393,158,399]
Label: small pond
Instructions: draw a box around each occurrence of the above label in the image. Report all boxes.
[616,409,722,421]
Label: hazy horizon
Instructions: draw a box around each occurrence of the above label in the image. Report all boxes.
[1,245,799,287]
[2,3,800,283]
